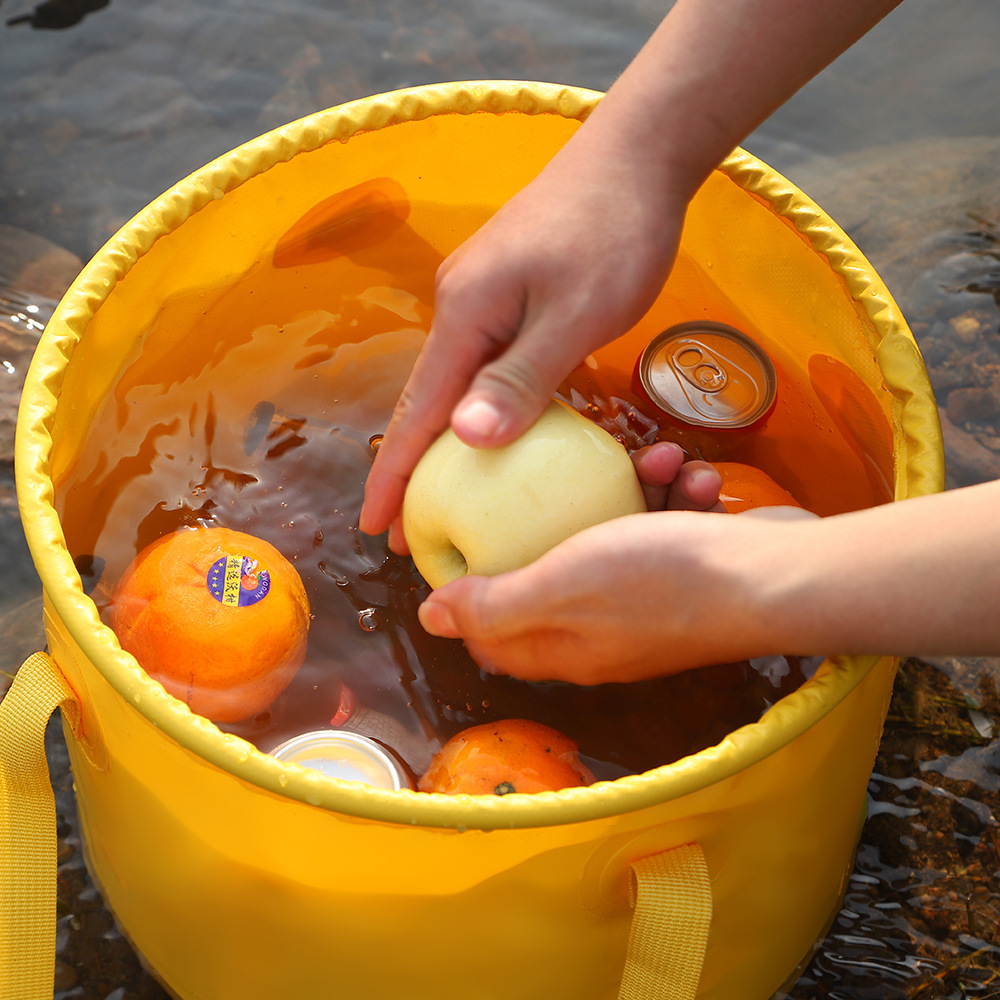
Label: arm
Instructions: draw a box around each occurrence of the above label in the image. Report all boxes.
[415,481,1000,685]
[360,0,904,541]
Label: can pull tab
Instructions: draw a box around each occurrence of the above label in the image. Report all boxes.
[669,340,729,394]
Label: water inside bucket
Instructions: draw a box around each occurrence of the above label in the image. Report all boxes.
[65,289,820,783]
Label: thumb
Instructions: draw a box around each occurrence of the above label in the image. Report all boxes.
[416,575,493,640]
[417,571,537,642]
[449,319,587,448]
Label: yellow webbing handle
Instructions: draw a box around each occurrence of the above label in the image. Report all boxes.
[618,842,712,1000]
[0,652,78,1000]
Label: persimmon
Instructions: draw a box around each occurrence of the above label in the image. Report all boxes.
[109,526,310,723]
[714,462,803,513]
[418,719,595,796]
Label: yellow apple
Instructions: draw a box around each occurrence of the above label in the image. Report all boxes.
[403,399,647,588]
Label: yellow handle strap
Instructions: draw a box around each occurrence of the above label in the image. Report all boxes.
[618,842,712,1000]
[0,652,78,1000]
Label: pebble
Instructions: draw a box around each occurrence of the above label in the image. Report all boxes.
[0,596,46,695]
[0,224,82,301]
[946,385,1000,427]
[950,312,983,344]
[976,433,1000,452]
[938,407,1000,487]
[52,960,79,993]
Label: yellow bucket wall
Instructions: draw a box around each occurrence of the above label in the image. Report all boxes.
[15,81,943,1000]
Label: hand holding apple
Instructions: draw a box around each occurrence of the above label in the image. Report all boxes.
[402,400,647,589]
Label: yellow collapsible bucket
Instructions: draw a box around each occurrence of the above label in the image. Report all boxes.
[3,81,941,1000]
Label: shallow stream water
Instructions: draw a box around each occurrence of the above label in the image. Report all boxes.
[2,1,1000,997]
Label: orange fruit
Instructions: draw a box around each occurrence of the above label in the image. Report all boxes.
[418,719,595,796]
[714,462,803,514]
[109,526,310,723]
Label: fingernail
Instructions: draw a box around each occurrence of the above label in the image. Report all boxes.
[455,398,502,440]
[418,600,459,638]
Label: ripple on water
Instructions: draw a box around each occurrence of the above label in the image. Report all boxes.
[780,657,1000,1000]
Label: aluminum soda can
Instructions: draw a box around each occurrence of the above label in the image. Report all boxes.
[269,730,412,790]
[634,322,777,434]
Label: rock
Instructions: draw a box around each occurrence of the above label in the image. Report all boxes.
[950,312,983,344]
[0,224,82,301]
[256,41,322,132]
[0,461,43,694]
[794,139,1000,488]
[938,406,1000,487]
[0,225,82,463]
[5,0,110,31]
[0,595,46,698]
[791,137,1000,313]
[976,433,1000,452]
[790,138,1000,350]
[1,292,50,463]
[947,385,1000,427]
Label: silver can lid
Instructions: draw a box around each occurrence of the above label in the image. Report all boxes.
[635,322,777,430]
[270,729,410,791]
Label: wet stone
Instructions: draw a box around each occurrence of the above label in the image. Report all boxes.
[865,810,917,869]
[0,224,83,300]
[938,407,1000,487]
[0,312,45,463]
[976,432,1000,452]
[0,224,82,462]
[806,656,1000,996]
[0,467,42,681]
[793,139,1000,491]
[946,385,1000,427]
[0,596,46,696]
[950,311,983,344]
[52,960,79,993]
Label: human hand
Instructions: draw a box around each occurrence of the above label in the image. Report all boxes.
[631,442,724,513]
[410,442,747,685]
[414,501,816,686]
[359,125,689,549]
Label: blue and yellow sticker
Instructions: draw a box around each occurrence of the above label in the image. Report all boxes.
[207,555,270,607]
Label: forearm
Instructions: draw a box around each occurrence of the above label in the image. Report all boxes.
[361,0,907,541]
[558,0,904,201]
[747,482,1000,658]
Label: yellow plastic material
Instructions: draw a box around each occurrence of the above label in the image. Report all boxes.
[619,843,712,1000]
[9,81,942,1000]
[0,654,78,1000]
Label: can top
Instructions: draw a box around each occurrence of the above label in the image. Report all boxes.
[270,729,410,791]
[635,322,776,431]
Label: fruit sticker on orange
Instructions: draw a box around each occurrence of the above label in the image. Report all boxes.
[208,555,271,607]
[109,526,310,722]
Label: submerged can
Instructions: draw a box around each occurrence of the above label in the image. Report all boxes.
[270,730,412,790]
[634,322,777,432]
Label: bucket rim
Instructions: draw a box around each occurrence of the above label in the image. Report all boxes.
[15,79,942,830]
